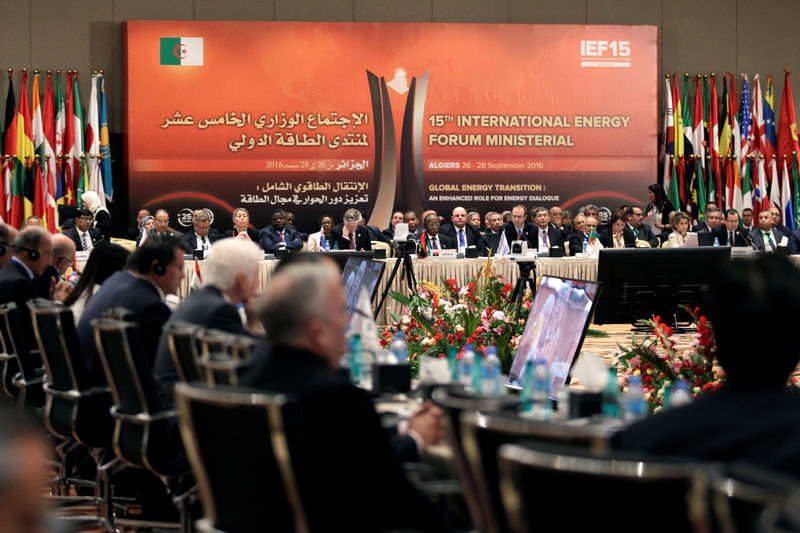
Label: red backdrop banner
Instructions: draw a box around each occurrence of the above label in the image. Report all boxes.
[125,21,657,232]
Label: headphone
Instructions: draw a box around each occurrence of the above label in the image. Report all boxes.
[14,246,39,261]
[0,242,7,257]
[153,259,167,276]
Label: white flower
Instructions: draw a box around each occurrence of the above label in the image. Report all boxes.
[422,310,433,321]
[459,287,469,297]
[401,317,411,325]
[447,304,467,314]
[693,387,701,394]
[455,326,465,333]
[421,337,434,346]
[492,310,506,321]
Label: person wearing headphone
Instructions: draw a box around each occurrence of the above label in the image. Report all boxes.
[0,224,18,270]
[0,226,72,307]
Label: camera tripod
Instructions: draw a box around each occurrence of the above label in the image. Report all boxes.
[375,250,417,319]
[509,260,537,320]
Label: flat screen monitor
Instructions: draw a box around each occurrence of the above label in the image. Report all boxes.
[593,247,731,325]
[342,257,386,315]
[506,275,601,399]
[322,250,376,272]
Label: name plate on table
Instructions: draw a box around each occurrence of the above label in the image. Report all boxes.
[730,247,756,257]
[429,249,458,258]
[75,251,90,262]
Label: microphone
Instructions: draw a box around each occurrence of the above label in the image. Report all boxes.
[738,230,758,251]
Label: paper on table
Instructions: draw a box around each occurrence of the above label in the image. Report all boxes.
[643,213,662,235]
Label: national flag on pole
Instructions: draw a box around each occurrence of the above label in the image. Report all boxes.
[693,75,707,218]
[708,75,721,203]
[777,70,800,170]
[42,72,57,232]
[741,156,753,212]
[191,259,203,290]
[740,75,752,175]
[732,156,743,213]
[793,153,800,228]
[661,76,675,194]
[766,76,781,210]
[31,73,47,222]
[15,70,35,227]
[496,232,510,258]
[64,72,75,205]
[417,231,427,258]
[1,71,15,223]
[750,75,769,218]
[755,156,770,219]
[781,158,795,231]
[70,73,87,206]
[98,74,112,201]
[726,73,742,166]
[85,73,105,204]
[719,76,731,161]
[54,71,66,210]
[682,75,695,214]
[160,37,204,66]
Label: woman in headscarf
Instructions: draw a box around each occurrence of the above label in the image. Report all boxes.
[80,191,111,241]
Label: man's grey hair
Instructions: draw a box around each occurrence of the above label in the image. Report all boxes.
[13,226,47,254]
[194,211,210,224]
[203,238,263,291]
[584,204,599,212]
[342,208,362,224]
[532,207,548,217]
[706,206,723,217]
[52,233,74,259]
[258,261,340,342]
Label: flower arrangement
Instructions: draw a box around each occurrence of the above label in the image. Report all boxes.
[384,260,532,375]
[613,306,723,413]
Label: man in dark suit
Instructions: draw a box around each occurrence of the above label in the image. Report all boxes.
[614,255,800,479]
[527,206,565,255]
[417,213,455,257]
[259,210,304,253]
[717,209,751,247]
[440,206,487,255]
[239,258,447,532]
[625,206,660,247]
[769,206,792,239]
[483,211,505,254]
[126,208,150,240]
[154,238,263,408]
[360,219,392,245]
[329,208,372,251]
[148,209,183,240]
[751,210,786,252]
[789,227,800,254]
[62,209,102,252]
[181,210,214,253]
[502,205,537,251]
[692,206,723,233]
[568,215,598,255]
[0,224,18,270]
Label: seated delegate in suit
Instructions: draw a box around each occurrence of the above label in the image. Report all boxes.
[154,238,263,409]
[259,210,304,253]
[614,255,800,479]
[136,216,155,247]
[625,205,660,247]
[569,215,597,255]
[307,215,335,252]
[692,206,723,233]
[382,211,405,241]
[528,206,565,254]
[599,212,635,249]
[483,211,505,254]
[751,210,786,252]
[439,206,487,255]
[717,209,751,247]
[502,205,537,251]
[80,191,111,242]
[789,227,800,254]
[329,208,372,251]
[127,208,151,241]
[239,259,448,532]
[361,219,392,244]
[224,207,262,247]
[282,211,308,242]
[417,213,455,257]
[769,206,792,239]
[148,209,183,240]
[63,208,102,252]
[0,224,18,270]
[662,212,691,248]
[181,210,213,253]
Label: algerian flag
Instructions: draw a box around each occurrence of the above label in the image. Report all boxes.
[160,37,203,66]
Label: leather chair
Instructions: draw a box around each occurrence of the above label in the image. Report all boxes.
[165,321,203,384]
[498,440,711,533]
[195,329,253,386]
[0,302,45,411]
[175,383,308,533]
[0,308,19,401]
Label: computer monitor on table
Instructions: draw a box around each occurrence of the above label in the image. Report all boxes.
[322,250,376,272]
[506,275,601,399]
[342,257,386,315]
[593,247,731,326]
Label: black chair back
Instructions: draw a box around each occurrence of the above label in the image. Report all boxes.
[228,334,258,361]
[0,302,44,409]
[460,410,615,533]
[195,328,236,359]
[175,383,307,533]
[0,306,20,400]
[165,321,202,383]
[498,441,710,533]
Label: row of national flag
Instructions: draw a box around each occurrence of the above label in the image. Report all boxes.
[2,68,112,231]
[661,70,800,232]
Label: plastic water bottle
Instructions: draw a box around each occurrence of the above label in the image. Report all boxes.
[389,332,408,363]
[670,380,692,408]
[582,237,589,255]
[321,233,330,251]
[348,334,364,385]
[481,347,502,396]
[448,346,459,382]
[521,359,535,412]
[713,236,720,247]
[621,375,647,422]
[460,344,476,388]
[529,358,552,421]
[602,366,620,419]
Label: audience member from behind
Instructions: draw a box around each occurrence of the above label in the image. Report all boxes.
[0,224,18,269]
[226,207,261,246]
[80,190,111,241]
[240,259,447,532]
[614,255,800,478]
[0,407,52,533]
[0,226,71,307]
[154,238,263,408]
[63,241,130,322]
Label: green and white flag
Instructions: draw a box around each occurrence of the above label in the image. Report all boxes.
[160,37,203,66]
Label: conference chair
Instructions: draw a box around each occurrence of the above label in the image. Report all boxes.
[175,383,308,533]
[195,329,252,386]
[0,302,45,410]
[430,386,520,532]
[371,240,391,258]
[459,410,615,533]
[498,441,711,533]
[165,321,203,384]
[0,307,18,401]
[93,316,195,531]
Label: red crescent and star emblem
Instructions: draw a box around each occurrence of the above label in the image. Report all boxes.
[173,44,188,59]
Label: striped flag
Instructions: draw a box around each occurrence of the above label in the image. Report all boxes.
[31,73,47,222]
[14,70,35,228]
[766,75,781,209]
[708,75,721,203]
[740,75,752,175]
[693,75,707,218]
[42,72,57,232]
[777,70,800,169]
[750,75,769,218]
[1,71,15,223]
[98,74,112,201]
[781,158,795,230]
[741,156,753,212]
[661,76,675,194]
[54,72,66,211]
[794,153,800,228]
[85,74,106,204]
[64,72,75,205]
[70,73,87,205]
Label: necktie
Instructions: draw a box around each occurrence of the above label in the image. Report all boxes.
[729,231,734,245]
[540,231,548,248]
[517,228,522,240]
[633,227,638,238]
[81,232,89,251]
[765,231,775,252]
[349,231,356,250]
[431,236,439,250]
[458,229,466,248]
[279,230,285,243]
[615,235,622,248]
